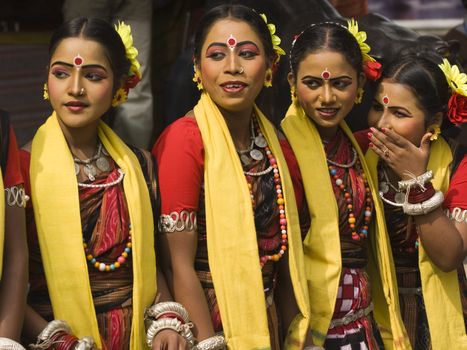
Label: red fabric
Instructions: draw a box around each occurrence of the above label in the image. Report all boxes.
[354,128,371,154]
[19,150,31,201]
[445,154,467,210]
[4,126,23,187]
[153,116,306,215]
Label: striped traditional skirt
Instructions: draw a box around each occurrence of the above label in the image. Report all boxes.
[325,268,381,350]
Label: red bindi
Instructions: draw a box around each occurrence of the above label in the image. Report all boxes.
[382,95,389,106]
[321,68,331,80]
[73,54,83,68]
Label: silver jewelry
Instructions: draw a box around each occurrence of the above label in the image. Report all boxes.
[30,320,72,349]
[250,149,264,161]
[379,191,404,208]
[235,118,255,155]
[243,166,273,177]
[238,67,244,74]
[159,210,197,233]
[74,142,110,181]
[254,134,267,148]
[326,148,357,168]
[78,88,85,96]
[398,170,433,191]
[329,302,373,329]
[83,164,97,181]
[77,168,124,188]
[402,190,444,216]
[0,337,25,350]
[145,302,190,323]
[446,207,467,223]
[194,335,226,350]
[96,156,110,172]
[5,185,29,208]
[74,337,95,350]
[380,167,405,204]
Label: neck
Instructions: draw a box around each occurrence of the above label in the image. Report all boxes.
[317,125,339,143]
[220,106,254,149]
[58,119,100,160]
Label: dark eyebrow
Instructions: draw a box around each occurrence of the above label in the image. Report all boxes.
[50,61,108,72]
[206,40,259,50]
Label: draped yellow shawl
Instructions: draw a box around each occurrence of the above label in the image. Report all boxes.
[30,113,156,349]
[194,93,310,349]
[0,169,4,280]
[281,103,410,349]
[366,137,467,349]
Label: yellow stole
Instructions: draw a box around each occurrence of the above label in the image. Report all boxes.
[281,103,410,349]
[0,168,4,280]
[366,137,467,349]
[194,93,310,349]
[30,113,156,349]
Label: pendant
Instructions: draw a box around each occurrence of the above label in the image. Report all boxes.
[254,135,267,148]
[102,146,109,156]
[394,192,406,204]
[83,164,97,181]
[74,163,80,176]
[250,149,264,161]
[96,156,110,172]
[240,154,251,166]
[379,181,389,194]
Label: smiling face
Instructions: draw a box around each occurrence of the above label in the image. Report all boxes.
[47,37,115,131]
[196,18,269,115]
[368,80,429,146]
[290,50,363,140]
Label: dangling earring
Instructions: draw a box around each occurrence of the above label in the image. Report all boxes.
[264,68,273,88]
[192,67,203,90]
[290,86,298,105]
[43,83,49,100]
[112,88,128,107]
[355,87,364,104]
[427,124,441,141]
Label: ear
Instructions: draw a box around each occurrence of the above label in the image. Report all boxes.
[431,111,443,126]
[193,59,201,75]
[358,71,366,89]
[287,72,296,89]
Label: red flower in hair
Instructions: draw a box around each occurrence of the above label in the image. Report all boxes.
[125,75,141,89]
[363,60,382,81]
[447,94,467,124]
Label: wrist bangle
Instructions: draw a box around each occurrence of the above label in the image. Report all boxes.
[194,335,226,350]
[29,320,73,350]
[403,190,444,216]
[145,301,190,324]
[408,182,435,203]
[398,170,433,191]
[0,337,25,350]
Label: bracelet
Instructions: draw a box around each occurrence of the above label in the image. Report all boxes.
[408,182,435,203]
[0,337,26,350]
[56,334,78,350]
[194,335,226,350]
[74,336,95,350]
[403,190,444,216]
[29,320,72,349]
[146,318,195,348]
[145,301,190,324]
[398,170,433,191]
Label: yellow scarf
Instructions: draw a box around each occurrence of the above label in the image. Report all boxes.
[30,113,156,349]
[281,103,410,349]
[366,137,467,349]
[194,93,310,349]
[0,168,4,280]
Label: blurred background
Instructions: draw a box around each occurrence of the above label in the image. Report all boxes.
[0,0,464,147]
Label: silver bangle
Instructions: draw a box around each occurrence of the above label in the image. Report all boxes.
[74,336,95,350]
[4,185,29,208]
[145,301,190,323]
[29,320,72,349]
[398,170,433,191]
[194,335,226,350]
[0,337,25,350]
[146,317,195,348]
[403,190,444,216]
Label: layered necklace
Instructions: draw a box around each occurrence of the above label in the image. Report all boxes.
[237,117,288,267]
[325,135,373,241]
[73,141,111,181]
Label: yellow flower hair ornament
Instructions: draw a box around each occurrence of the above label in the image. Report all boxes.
[259,13,285,65]
[347,19,381,81]
[113,21,142,106]
[439,58,467,125]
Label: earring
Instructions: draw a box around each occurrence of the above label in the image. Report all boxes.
[427,124,441,141]
[355,87,364,104]
[192,67,203,90]
[290,86,298,105]
[43,83,49,100]
[112,88,128,107]
[264,68,273,88]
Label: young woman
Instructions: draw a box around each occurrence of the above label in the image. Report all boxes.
[20,17,189,350]
[364,54,467,349]
[282,21,410,349]
[153,4,311,349]
[0,110,28,350]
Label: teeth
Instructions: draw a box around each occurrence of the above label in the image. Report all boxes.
[225,84,241,88]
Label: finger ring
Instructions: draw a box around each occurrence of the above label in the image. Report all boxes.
[383,148,390,158]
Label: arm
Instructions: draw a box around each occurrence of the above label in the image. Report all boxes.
[369,127,465,271]
[0,201,28,340]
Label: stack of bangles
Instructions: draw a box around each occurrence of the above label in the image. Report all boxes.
[29,320,94,350]
[0,337,25,349]
[398,170,444,216]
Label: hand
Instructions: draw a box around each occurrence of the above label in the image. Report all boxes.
[152,329,188,350]
[368,127,432,179]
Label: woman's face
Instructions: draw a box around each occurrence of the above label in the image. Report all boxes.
[368,80,428,146]
[290,50,363,139]
[48,37,115,130]
[197,18,269,115]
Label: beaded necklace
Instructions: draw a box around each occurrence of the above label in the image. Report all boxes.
[326,139,373,241]
[244,118,288,267]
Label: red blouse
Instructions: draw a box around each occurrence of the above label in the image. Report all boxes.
[4,126,23,187]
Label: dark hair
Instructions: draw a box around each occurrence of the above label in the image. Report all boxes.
[48,17,130,86]
[289,22,362,79]
[382,54,450,123]
[193,4,275,64]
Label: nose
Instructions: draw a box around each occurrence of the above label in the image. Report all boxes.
[320,83,336,104]
[225,53,243,75]
[69,72,84,97]
[376,108,391,129]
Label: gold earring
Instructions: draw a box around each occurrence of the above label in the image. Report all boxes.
[290,86,298,105]
[192,67,203,90]
[427,124,441,141]
[264,68,273,87]
[43,83,49,100]
[112,88,128,107]
[355,87,364,104]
